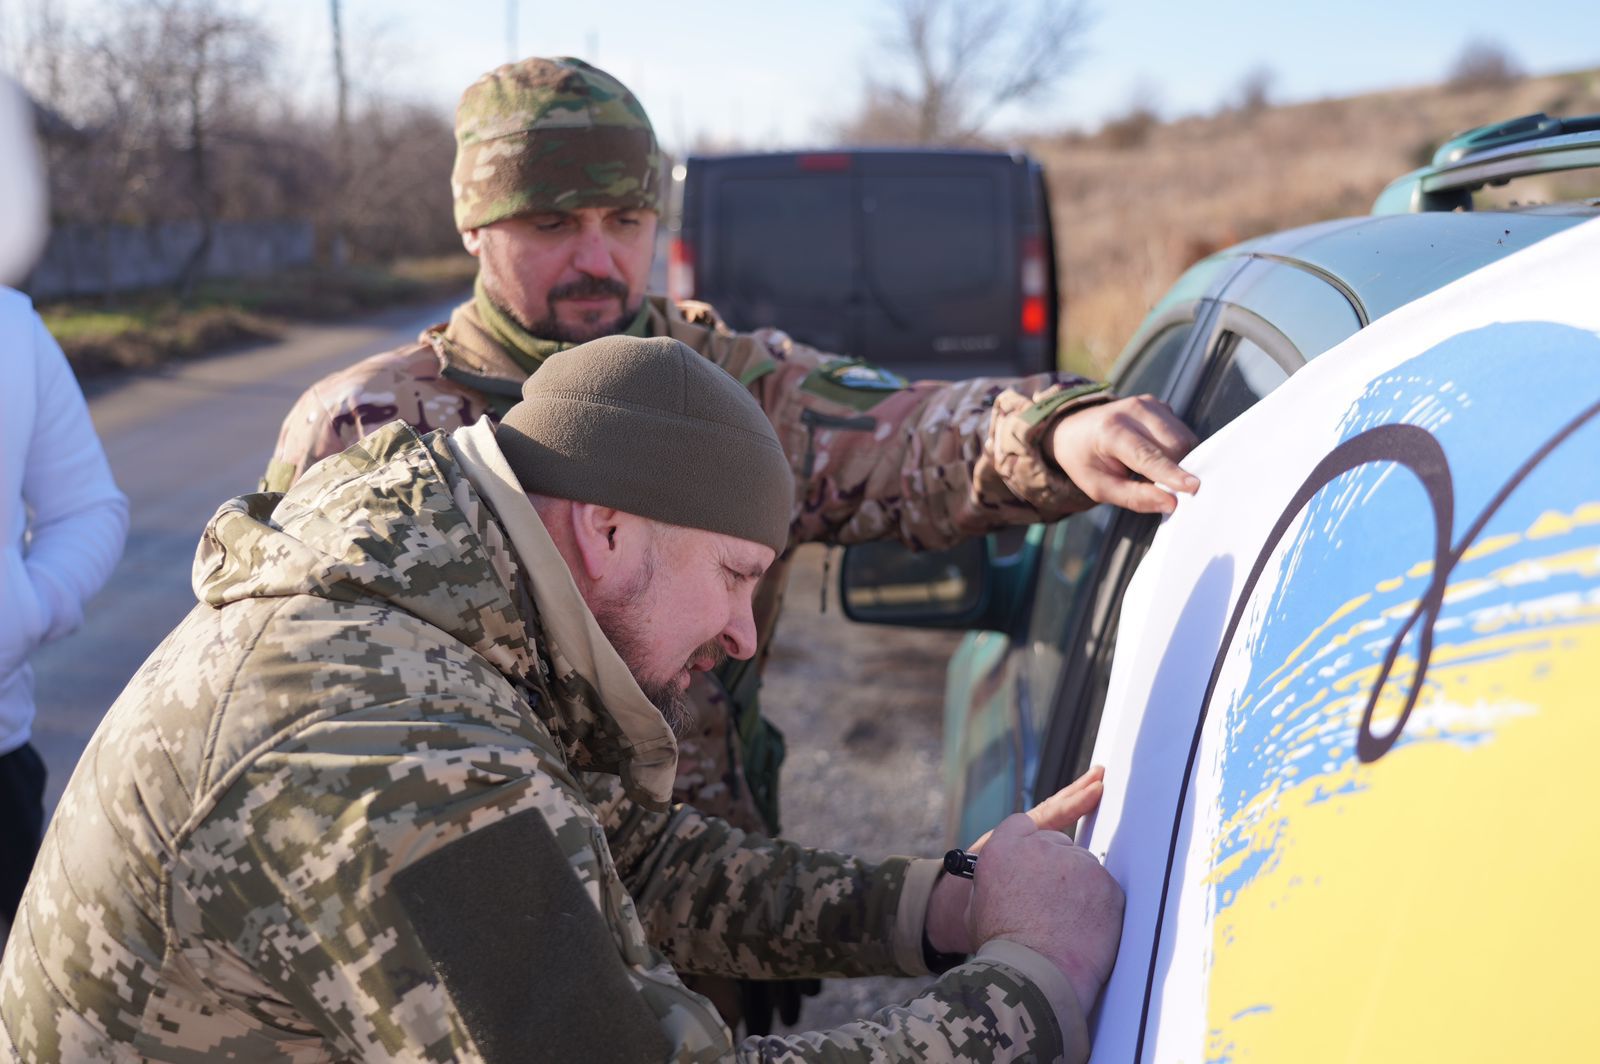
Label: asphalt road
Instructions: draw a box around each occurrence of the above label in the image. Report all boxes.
[30,295,465,812]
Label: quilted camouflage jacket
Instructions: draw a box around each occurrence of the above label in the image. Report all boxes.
[0,419,1085,1062]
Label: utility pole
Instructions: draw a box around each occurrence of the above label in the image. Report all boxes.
[329,0,350,265]
[506,0,519,63]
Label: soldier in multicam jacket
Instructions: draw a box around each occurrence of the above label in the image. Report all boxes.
[263,54,1191,1030]
[0,338,1122,1062]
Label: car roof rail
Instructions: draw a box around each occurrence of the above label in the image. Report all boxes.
[1372,111,1600,215]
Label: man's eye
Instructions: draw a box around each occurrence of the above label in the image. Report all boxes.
[534,219,568,233]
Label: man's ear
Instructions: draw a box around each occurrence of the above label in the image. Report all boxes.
[462,228,483,257]
[569,502,626,583]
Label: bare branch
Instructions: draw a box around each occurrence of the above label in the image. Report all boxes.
[835,0,1094,146]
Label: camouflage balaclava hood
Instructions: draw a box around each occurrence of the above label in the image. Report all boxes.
[452,56,663,232]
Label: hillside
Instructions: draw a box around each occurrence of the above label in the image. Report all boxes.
[1034,67,1600,374]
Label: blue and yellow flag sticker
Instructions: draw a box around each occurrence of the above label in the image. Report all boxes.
[801,360,909,411]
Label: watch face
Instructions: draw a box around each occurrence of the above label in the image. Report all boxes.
[0,75,47,285]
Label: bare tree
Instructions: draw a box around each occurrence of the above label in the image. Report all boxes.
[161,1,273,294]
[1099,81,1161,150]
[833,0,1093,146]
[1447,39,1524,90]
[13,0,459,288]
[337,99,458,260]
[16,0,273,291]
[1233,65,1275,116]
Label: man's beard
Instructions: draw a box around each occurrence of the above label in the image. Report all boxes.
[590,551,726,737]
[521,275,640,344]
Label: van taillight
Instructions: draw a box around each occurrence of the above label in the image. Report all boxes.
[668,237,695,302]
[796,153,851,172]
[1020,235,1048,337]
[1021,296,1048,336]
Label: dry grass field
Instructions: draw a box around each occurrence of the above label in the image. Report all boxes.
[1038,68,1600,374]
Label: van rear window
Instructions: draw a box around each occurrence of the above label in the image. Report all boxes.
[862,174,1002,300]
[714,177,853,305]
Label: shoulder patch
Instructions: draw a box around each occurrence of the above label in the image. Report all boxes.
[801,359,909,412]
[395,809,672,1064]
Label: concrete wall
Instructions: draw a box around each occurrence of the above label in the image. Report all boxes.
[22,219,314,299]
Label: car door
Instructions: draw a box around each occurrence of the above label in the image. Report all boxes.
[945,315,1207,843]
[1029,262,1361,804]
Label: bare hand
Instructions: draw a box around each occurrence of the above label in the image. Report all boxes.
[1049,395,1199,514]
[970,813,1125,1017]
[925,767,1107,955]
[972,765,1105,851]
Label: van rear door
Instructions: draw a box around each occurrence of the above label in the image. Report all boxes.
[854,153,1021,377]
[686,151,1054,378]
[691,155,855,355]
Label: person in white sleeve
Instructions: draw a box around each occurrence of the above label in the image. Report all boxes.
[0,286,127,934]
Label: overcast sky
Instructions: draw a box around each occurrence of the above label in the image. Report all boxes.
[12,0,1600,153]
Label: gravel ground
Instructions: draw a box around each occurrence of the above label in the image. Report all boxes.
[758,544,966,1034]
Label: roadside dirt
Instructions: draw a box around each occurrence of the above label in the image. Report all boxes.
[760,544,966,1034]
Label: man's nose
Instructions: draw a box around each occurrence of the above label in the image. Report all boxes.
[571,226,616,278]
[721,599,758,661]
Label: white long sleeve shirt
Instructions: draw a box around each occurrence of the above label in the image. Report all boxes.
[1,287,127,754]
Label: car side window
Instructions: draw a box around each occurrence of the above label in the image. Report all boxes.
[1024,322,1194,752]
[1191,332,1294,440]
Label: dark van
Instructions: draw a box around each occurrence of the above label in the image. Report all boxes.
[669,149,1059,378]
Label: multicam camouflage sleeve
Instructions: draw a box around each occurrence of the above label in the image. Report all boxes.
[663,305,1113,552]
[259,342,472,493]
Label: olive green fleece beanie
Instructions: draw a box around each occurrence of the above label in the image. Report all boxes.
[495,335,795,554]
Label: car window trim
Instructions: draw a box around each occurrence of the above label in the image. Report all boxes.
[1030,508,1162,802]
[1023,301,1222,805]
[1243,252,1370,326]
[1201,303,1305,377]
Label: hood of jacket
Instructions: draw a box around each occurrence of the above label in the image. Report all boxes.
[190,420,677,807]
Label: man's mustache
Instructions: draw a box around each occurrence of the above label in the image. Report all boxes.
[687,640,727,674]
[548,276,630,302]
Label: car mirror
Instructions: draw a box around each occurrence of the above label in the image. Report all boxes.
[839,538,990,629]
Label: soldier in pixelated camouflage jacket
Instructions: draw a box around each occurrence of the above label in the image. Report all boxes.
[1,419,1089,1062]
[262,294,1110,830]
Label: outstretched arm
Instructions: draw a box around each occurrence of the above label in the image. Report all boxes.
[700,321,1197,548]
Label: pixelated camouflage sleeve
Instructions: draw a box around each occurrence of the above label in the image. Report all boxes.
[181,700,1077,1063]
[589,774,1086,1061]
[669,307,1114,552]
[588,771,928,980]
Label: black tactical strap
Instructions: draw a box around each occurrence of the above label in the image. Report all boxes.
[921,872,970,975]
[718,655,786,835]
